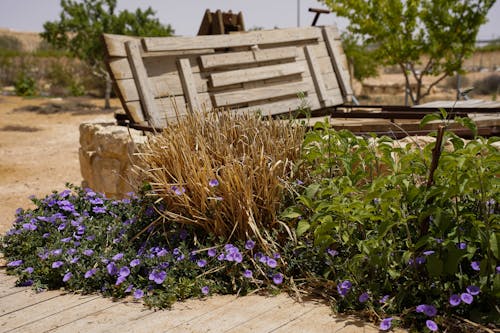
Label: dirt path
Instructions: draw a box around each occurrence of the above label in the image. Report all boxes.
[0,96,117,235]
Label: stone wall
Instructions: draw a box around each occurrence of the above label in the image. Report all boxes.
[79,122,147,198]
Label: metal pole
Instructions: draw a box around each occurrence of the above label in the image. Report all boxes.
[297,0,300,27]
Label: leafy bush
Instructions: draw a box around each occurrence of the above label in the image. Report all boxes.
[1,185,286,308]
[14,70,38,96]
[282,121,499,330]
[474,74,500,95]
[138,111,305,245]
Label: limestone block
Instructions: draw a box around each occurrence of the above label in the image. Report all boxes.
[91,156,122,195]
[78,148,95,188]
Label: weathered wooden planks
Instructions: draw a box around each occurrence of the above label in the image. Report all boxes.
[143,26,323,52]
[103,25,353,128]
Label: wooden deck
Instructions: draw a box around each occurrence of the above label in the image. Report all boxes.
[0,269,406,333]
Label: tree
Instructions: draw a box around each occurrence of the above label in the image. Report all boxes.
[41,0,173,109]
[321,0,495,105]
[341,32,379,83]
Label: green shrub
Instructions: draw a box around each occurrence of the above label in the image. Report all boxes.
[282,120,499,330]
[14,71,37,96]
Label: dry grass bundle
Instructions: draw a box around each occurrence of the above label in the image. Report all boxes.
[137,110,306,245]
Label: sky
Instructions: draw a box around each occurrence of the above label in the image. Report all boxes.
[0,0,498,40]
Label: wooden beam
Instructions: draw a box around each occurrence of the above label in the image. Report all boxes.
[322,26,353,100]
[143,26,322,52]
[178,58,201,112]
[213,81,310,107]
[210,62,305,87]
[125,40,162,128]
[304,45,331,107]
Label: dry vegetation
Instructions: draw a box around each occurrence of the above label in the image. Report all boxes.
[138,110,305,246]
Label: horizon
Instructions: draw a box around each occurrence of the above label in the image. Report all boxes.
[0,0,498,41]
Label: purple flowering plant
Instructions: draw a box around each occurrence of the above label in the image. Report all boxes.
[2,185,288,308]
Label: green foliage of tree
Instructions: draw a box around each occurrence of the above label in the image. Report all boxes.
[41,0,173,108]
[341,32,379,83]
[321,0,495,104]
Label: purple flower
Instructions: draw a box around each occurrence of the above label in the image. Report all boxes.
[125,284,133,293]
[112,253,124,261]
[89,197,103,205]
[115,275,126,285]
[57,223,66,231]
[61,237,72,243]
[197,259,207,268]
[327,249,338,257]
[243,269,253,278]
[380,318,393,331]
[70,256,80,264]
[337,280,352,297]
[466,285,480,296]
[63,272,73,282]
[179,229,188,240]
[273,253,281,259]
[416,304,437,317]
[245,240,255,250]
[266,258,278,268]
[134,289,144,299]
[201,286,210,295]
[173,186,186,195]
[51,249,63,256]
[449,294,461,306]
[207,248,217,257]
[358,292,369,303]
[217,253,225,261]
[157,249,168,257]
[107,262,117,275]
[84,268,97,278]
[130,259,141,267]
[51,261,64,269]
[379,295,389,303]
[209,179,219,187]
[24,267,34,274]
[426,320,438,332]
[149,270,167,284]
[7,259,23,267]
[233,252,243,263]
[119,266,130,277]
[435,238,443,244]
[92,206,106,214]
[458,242,467,250]
[497,266,500,274]
[22,223,37,231]
[83,249,94,256]
[272,273,284,285]
[461,293,473,304]
[42,232,50,238]
[470,261,480,271]
[415,256,426,265]
[423,250,435,256]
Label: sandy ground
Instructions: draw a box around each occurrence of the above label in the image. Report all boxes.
[0,96,117,235]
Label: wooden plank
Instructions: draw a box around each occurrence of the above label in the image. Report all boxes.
[305,45,331,107]
[200,46,298,70]
[233,92,322,116]
[1,294,100,332]
[210,62,305,87]
[104,295,238,333]
[103,33,137,57]
[322,26,353,100]
[48,300,152,333]
[125,40,162,128]
[117,75,208,102]
[168,294,289,332]
[12,296,120,333]
[144,26,323,52]
[213,81,310,107]
[224,296,313,333]
[177,58,201,112]
[0,289,61,316]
